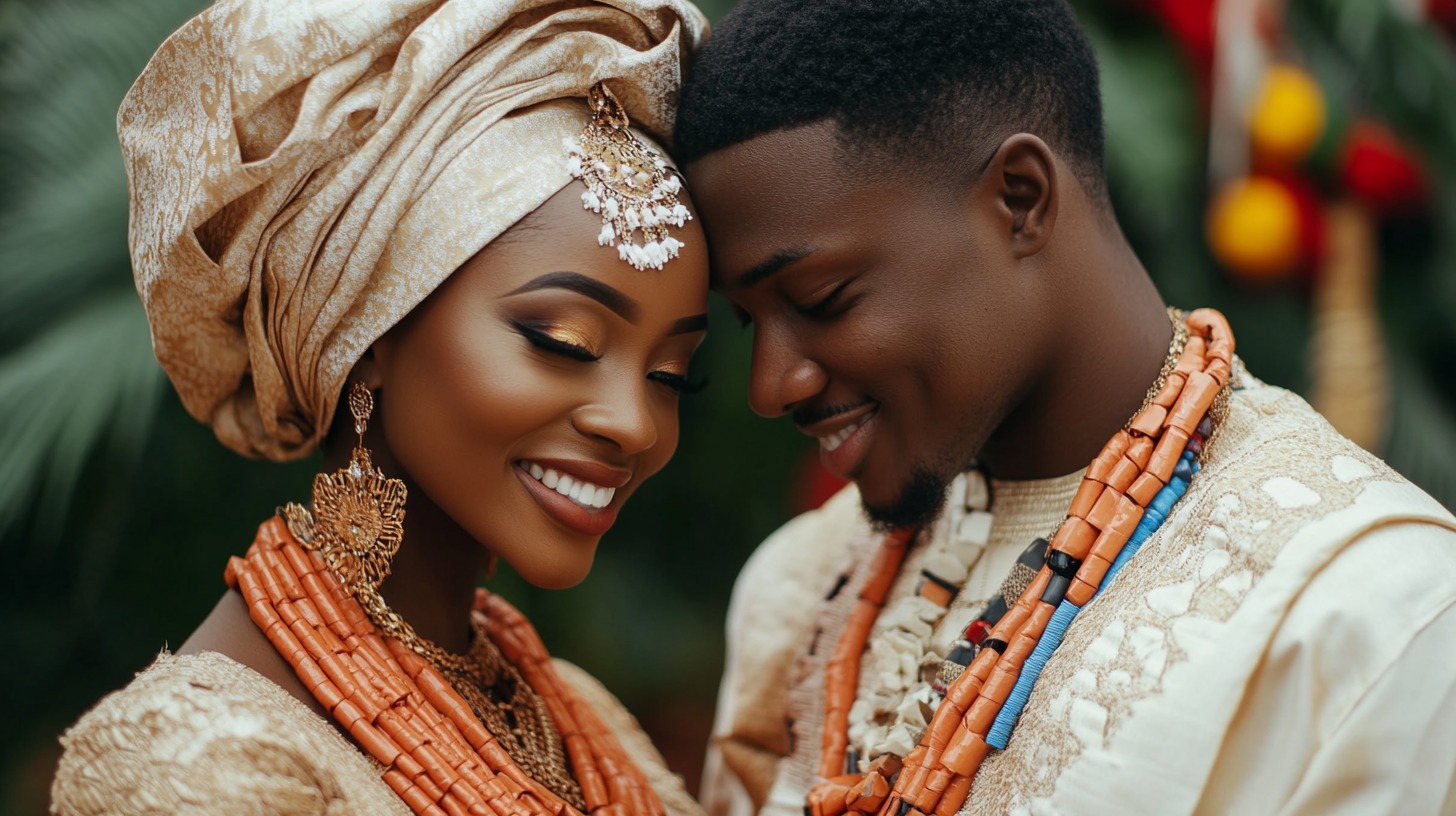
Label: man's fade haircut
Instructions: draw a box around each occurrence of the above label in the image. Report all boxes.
[674,0,1108,201]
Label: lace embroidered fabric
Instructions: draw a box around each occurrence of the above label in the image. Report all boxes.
[757,474,1078,816]
[740,361,1456,816]
[52,651,704,816]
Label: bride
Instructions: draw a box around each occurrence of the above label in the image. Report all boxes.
[52,1,709,814]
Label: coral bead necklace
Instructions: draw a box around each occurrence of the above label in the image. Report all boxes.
[226,519,666,816]
[806,307,1235,816]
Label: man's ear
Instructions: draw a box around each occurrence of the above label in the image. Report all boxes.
[985,133,1059,259]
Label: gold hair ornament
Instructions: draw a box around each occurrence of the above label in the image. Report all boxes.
[566,82,691,270]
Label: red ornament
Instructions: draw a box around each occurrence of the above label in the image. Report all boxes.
[1143,0,1217,73]
[965,619,992,647]
[1431,0,1456,36]
[1340,121,1429,216]
[1281,173,1329,282]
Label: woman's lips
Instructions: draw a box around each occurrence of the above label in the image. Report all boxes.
[513,460,624,536]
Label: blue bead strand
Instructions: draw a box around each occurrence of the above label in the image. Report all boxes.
[986,450,1199,749]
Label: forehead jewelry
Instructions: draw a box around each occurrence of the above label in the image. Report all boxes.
[566,82,691,271]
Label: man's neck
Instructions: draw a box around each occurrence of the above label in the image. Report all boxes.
[980,236,1171,481]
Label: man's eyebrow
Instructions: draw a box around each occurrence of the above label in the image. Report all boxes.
[733,247,813,289]
[504,271,640,322]
[670,314,709,334]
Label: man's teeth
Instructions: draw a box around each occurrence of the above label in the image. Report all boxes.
[821,419,863,452]
[525,463,615,509]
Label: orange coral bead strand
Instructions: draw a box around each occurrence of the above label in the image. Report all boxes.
[226,517,664,816]
[819,528,915,780]
[804,309,1235,816]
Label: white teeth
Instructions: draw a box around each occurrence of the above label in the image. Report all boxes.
[522,463,617,509]
[820,420,862,452]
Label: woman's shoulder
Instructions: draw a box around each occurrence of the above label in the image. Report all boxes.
[52,650,407,815]
[551,659,705,816]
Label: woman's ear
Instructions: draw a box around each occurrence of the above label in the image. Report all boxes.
[344,344,387,392]
[985,133,1059,259]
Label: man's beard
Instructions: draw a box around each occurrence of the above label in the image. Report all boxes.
[862,464,956,530]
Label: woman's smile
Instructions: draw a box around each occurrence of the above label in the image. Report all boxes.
[513,460,623,536]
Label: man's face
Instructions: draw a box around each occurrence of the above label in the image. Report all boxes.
[686,122,1042,528]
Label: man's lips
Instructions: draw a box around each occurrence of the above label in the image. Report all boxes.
[797,402,881,481]
[795,401,878,442]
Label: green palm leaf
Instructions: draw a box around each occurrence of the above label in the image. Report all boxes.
[0,0,206,546]
[0,289,161,545]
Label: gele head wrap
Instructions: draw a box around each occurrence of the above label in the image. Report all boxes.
[120,0,707,461]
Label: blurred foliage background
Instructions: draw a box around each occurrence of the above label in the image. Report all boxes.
[2,0,1453,813]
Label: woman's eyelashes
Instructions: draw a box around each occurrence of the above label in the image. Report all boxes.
[648,370,708,395]
[515,319,706,395]
[514,320,601,361]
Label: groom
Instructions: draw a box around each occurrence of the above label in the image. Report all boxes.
[673,1,1456,814]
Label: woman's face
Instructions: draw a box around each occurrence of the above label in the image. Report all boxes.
[372,181,709,589]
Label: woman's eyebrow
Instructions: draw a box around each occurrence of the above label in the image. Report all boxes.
[670,314,709,335]
[505,271,640,322]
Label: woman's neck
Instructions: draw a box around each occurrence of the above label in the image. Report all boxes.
[377,491,490,656]
[321,431,492,657]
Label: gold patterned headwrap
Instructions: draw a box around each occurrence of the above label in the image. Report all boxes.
[120,0,706,461]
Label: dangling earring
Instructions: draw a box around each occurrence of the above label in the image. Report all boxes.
[284,382,407,600]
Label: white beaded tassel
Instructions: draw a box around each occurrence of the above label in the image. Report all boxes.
[564,84,691,271]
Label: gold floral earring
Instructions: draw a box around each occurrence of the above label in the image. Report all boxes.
[284,382,407,600]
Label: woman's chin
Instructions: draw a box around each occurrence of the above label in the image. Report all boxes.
[506,545,600,590]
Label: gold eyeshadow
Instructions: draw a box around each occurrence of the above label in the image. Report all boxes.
[650,362,689,377]
[538,322,600,356]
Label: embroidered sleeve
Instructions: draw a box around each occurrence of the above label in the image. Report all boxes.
[702,485,872,816]
[52,652,407,816]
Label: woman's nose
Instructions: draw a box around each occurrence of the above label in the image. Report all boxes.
[572,378,659,454]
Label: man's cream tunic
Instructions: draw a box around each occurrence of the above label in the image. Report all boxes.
[703,374,1456,815]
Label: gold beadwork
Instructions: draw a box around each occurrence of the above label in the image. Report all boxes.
[1129,306,1190,429]
[567,82,691,270]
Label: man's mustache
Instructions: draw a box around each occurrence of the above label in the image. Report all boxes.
[793,399,873,428]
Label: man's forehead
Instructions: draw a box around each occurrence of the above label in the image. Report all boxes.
[683,121,862,287]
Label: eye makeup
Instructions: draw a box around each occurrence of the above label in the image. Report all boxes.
[648,368,708,395]
[513,320,602,362]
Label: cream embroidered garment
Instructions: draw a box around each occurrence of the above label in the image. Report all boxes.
[702,372,1456,816]
[52,651,703,816]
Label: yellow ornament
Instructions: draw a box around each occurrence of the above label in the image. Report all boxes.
[1249,65,1327,168]
[1206,176,1302,281]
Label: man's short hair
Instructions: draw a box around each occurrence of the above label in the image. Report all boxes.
[674,0,1108,198]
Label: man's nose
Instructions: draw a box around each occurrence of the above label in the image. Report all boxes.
[746,324,828,418]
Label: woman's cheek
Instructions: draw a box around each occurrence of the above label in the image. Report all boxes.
[640,399,681,479]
